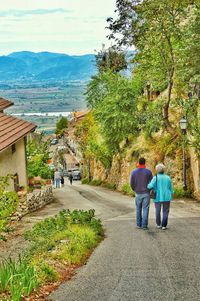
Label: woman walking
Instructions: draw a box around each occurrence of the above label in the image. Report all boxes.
[61,175,64,187]
[148,164,173,230]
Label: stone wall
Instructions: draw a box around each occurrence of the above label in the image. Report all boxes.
[12,186,54,220]
[89,146,187,194]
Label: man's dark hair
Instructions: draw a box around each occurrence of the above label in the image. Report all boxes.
[139,157,146,165]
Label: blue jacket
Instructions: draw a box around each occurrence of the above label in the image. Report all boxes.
[147,174,174,202]
[130,167,153,194]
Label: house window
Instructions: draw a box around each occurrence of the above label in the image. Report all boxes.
[11,144,16,153]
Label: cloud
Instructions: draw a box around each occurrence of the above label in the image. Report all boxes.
[0,8,68,18]
[0,0,116,55]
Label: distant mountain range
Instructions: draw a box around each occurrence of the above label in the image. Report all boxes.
[0,51,96,82]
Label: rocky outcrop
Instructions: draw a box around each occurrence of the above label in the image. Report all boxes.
[189,147,200,199]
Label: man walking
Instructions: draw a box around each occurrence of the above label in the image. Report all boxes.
[69,173,73,185]
[130,158,153,229]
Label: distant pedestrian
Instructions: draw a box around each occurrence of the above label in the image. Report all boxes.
[148,163,174,230]
[130,158,153,230]
[54,169,61,188]
[69,173,73,185]
[61,175,64,187]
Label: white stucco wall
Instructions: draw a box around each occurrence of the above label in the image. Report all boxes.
[0,138,27,191]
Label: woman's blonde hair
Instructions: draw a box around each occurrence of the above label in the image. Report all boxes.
[156,163,165,174]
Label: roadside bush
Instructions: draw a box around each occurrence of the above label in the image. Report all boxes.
[102,182,116,190]
[37,262,59,283]
[121,183,135,196]
[90,179,102,186]
[173,187,193,199]
[0,210,103,300]
[0,176,18,239]
[81,178,90,184]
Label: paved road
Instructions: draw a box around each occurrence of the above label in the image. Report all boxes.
[48,182,200,301]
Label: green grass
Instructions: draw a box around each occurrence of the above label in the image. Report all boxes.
[121,183,135,196]
[173,187,193,199]
[90,179,102,186]
[0,191,18,241]
[82,178,117,191]
[0,257,38,301]
[101,182,116,190]
[0,210,103,300]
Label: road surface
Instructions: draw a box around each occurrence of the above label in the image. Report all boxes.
[48,182,200,301]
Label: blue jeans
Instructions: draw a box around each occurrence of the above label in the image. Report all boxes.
[55,179,60,188]
[155,202,170,227]
[135,193,150,228]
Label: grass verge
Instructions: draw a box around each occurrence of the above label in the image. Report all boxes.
[82,178,135,196]
[0,209,103,301]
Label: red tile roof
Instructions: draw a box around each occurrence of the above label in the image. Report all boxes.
[0,98,13,111]
[0,113,37,152]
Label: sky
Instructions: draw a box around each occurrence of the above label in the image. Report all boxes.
[0,0,116,55]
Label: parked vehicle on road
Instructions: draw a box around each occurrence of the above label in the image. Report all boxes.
[72,170,81,180]
[50,138,58,145]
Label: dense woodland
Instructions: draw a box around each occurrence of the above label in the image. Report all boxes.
[75,0,200,195]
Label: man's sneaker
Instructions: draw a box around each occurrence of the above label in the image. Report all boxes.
[136,226,142,229]
[162,227,167,230]
[142,227,149,230]
[156,225,162,229]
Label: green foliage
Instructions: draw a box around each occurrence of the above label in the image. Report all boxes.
[102,182,117,190]
[0,257,38,301]
[174,187,192,199]
[81,178,90,184]
[0,176,18,239]
[96,46,127,73]
[74,112,112,168]
[139,99,164,137]
[121,183,135,196]
[51,225,99,264]
[86,72,140,153]
[108,0,199,129]
[27,136,51,179]
[0,210,103,299]
[90,179,102,186]
[25,209,102,242]
[82,178,117,191]
[38,263,59,283]
[55,117,68,136]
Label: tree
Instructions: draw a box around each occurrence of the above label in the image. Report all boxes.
[74,112,113,168]
[96,45,127,73]
[27,137,51,179]
[56,117,68,136]
[107,0,199,130]
[86,72,140,153]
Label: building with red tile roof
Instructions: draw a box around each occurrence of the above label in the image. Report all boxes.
[0,99,36,191]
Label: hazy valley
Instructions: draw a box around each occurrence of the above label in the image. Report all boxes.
[0,51,96,133]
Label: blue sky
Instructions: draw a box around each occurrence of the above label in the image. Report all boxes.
[0,0,116,55]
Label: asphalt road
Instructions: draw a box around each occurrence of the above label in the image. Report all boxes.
[48,182,200,301]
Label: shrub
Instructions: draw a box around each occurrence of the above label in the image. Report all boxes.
[38,263,59,283]
[0,210,103,299]
[102,182,116,190]
[173,187,193,199]
[81,178,90,184]
[0,187,18,238]
[121,183,135,196]
[90,179,102,186]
